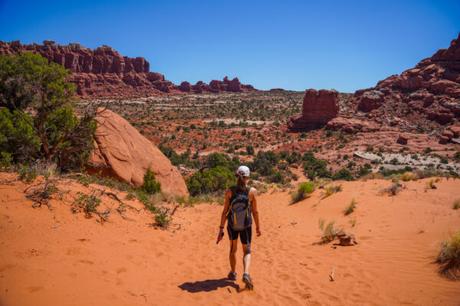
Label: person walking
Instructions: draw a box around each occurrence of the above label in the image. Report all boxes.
[217,165,261,290]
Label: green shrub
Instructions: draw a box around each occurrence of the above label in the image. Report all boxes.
[0,152,12,169]
[332,168,354,181]
[246,145,254,155]
[436,231,460,279]
[187,166,235,196]
[291,181,315,204]
[251,151,279,176]
[142,169,161,194]
[302,151,331,180]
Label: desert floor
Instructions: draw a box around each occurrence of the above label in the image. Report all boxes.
[1,173,460,306]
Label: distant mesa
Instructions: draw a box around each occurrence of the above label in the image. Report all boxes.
[288,89,339,131]
[0,40,256,98]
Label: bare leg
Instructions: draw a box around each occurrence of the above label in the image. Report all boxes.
[229,239,238,273]
[242,243,251,275]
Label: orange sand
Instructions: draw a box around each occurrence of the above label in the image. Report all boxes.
[1,173,460,306]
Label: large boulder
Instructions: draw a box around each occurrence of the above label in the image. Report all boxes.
[88,108,189,198]
[288,89,339,131]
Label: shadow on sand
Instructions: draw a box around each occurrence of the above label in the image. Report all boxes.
[178,278,240,293]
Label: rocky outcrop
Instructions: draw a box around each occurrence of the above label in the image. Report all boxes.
[353,33,460,128]
[88,108,189,198]
[288,89,339,131]
[0,40,256,98]
[326,117,379,133]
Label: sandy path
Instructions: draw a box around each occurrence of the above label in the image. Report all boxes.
[1,174,460,305]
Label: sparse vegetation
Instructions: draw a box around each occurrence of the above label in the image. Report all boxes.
[322,184,342,199]
[154,207,171,228]
[436,231,460,279]
[291,181,315,204]
[72,192,102,218]
[344,199,357,216]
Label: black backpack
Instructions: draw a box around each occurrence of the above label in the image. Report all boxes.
[227,186,252,231]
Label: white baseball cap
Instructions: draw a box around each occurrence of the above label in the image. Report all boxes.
[236,165,250,177]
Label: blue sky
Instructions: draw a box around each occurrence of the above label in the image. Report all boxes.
[1,0,459,92]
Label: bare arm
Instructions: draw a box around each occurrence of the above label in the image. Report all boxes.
[250,188,261,236]
[219,189,232,228]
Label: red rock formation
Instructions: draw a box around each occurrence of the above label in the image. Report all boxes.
[288,89,339,131]
[88,108,189,198]
[354,33,460,127]
[0,40,256,98]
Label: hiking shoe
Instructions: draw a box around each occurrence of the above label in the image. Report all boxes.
[227,271,237,281]
[242,273,254,290]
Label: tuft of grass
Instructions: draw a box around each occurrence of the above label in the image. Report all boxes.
[426,179,437,190]
[344,199,357,216]
[321,184,342,199]
[142,169,161,194]
[349,218,357,227]
[318,219,340,243]
[291,181,315,204]
[453,200,460,210]
[436,231,460,279]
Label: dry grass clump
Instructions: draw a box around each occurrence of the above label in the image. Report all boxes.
[344,199,357,216]
[426,179,438,190]
[381,181,403,196]
[436,231,460,280]
[318,219,340,243]
[291,181,315,204]
[321,184,342,199]
[399,172,418,182]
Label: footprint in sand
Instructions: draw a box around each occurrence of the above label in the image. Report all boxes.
[27,286,43,293]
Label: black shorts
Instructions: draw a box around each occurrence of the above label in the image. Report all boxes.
[227,226,252,244]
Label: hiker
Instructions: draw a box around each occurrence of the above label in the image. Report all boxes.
[216,165,261,289]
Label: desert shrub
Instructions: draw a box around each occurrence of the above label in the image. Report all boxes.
[72,192,101,218]
[379,166,413,177]
[187,166,235,196]
[322,184,342,199]
[268,171,285,183]
[332,168,354,181]
[0,152,12,169]
[142,169,161,194]
[246,145,254,155]
[291,181,315,204]
[251,151,279,176]
[357,163,372,177]
[154,207,171,228]
[206,152,239,170]
[302,151,331,180]
[436,231,460,279]
[453,200,460,210]
[18,164,37,182]
[0,53,95,169]
[344,199,357,216]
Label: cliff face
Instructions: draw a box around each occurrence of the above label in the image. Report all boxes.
[0,40,256,98]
